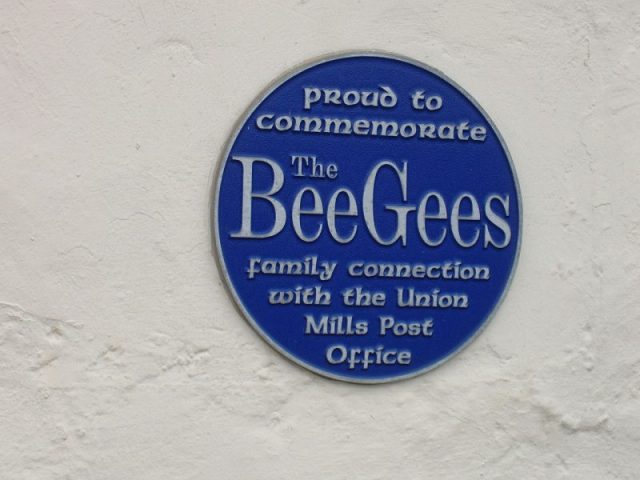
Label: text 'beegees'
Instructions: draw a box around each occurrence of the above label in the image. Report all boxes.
[229,156,512,249]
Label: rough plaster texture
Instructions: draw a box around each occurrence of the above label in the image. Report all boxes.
[1,1,639,478]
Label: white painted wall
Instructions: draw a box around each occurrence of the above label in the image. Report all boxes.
[2,1,639,478]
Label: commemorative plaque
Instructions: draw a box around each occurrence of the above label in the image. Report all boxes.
[213,52,521,383]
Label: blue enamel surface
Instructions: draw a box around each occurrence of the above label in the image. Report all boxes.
[214,54,520,382]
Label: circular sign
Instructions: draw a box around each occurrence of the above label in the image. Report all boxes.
[213,52,521,383]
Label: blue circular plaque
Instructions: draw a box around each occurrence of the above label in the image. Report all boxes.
[213,52,521,383]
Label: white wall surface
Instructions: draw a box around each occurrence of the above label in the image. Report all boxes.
[1,1,639,478]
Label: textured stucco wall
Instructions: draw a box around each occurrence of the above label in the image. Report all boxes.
[1,1,639,479]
